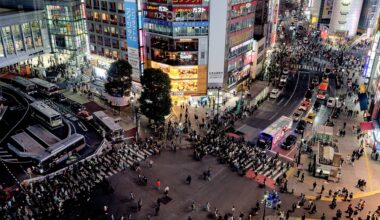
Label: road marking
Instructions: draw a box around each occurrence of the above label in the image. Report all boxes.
[278,98,285,105]
[284,71,301,106]
[236,124,246,131]
[364,148,374,191]
[269,112,279,120]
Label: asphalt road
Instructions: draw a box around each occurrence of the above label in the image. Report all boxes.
[235,71,312,143]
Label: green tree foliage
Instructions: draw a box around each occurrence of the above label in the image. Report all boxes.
[139,68,172,122]
[104,60,132,97]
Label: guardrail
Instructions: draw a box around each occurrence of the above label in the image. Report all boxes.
[22,138,109,185]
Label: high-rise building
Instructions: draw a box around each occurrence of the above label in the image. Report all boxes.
[208,0,256,90]
[45,0,88,67]
[329,0,364,37]
[358,0,380,36]
[85,0,144,81]
[143,0,209,105]
[0,8,51,68]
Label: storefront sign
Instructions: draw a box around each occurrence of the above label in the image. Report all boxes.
[125,0,139,49]
[173,7,208,13]
[231,0,256,10]
[147,0,167,3]
[125,0,140,79]
[172,0,202,4]
[172,21,208,27]
[180,52,192,59]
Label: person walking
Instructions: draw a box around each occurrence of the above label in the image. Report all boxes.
[204,201,210,212]
[312,181,317,191]
[137,199,142,211]
[186,175,192,185]
[155,179,161,191]
[164,186,170,197]
[300,173,305,182]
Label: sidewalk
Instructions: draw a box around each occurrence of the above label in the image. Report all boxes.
[285,85,380,201]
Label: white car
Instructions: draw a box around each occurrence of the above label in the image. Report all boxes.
[283,67,290,75]
[270,89,281,99]
[303,37,309,44]
[327,97,336,108]
[292,110,303,122]
[280,75,288,83]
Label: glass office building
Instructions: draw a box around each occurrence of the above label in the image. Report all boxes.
[0,8,51,68]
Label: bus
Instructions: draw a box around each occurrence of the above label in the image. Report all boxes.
[7,132,86,173]
[30,78,59,96]
[93,111,124,142]
[257,116,293,149]
[316,81,328,100]
[30,101,63,128]
[11,76,37,95]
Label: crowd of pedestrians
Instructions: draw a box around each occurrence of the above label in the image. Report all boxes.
[0,140,158,219]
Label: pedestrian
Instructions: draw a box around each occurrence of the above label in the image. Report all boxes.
[137,198,142,211]
[321,213,326,220]
[164,186,170,197]
[232,205,236,214]
[155,179,161,191]
[149,160,153,168]
[129,192,134,200]
[296,169,301,178]
[155,205,160,216]
[312,181,317,191]
[191,202,196,211]
[186,175,192,184]
[204,201,210,212]
[302,213,306,220]
[300,173,305,182]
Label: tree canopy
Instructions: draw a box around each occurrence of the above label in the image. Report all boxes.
[139,68,172,122]
[104,60,132,97]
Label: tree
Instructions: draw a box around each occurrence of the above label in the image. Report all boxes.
[139,68,172,123]
[104,60,132,97]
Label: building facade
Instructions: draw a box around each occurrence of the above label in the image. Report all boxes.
[0,8,51,68]
[45,0,88,66]
[358,0,380,36]
[85,0,128,78]
[208,0,256,90]
[143,0,209,104]
[329,0,364,37]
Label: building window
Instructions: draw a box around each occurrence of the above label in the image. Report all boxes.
[102,13,109,23]
[86,0,92,8]
[109,2,116,12]
[0,34,5,58]
[2,27,15,55]
[11,25,24,52]
[31,21,43,48]
[117,3,124,13]
[110,14,118,25]
[104,37,110,47]
[94,0,99,9]
[101,1,107,10]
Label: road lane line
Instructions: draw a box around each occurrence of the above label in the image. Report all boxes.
[284,71,301,106]
[269,112,279,120]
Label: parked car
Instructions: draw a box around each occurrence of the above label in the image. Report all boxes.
[292,110,303,122]
[279,81,286,88]
[312,77,319,86]
[270,89,281,99]
[295,120,307,133]
[281,135,297,150]
[53,93,67,103]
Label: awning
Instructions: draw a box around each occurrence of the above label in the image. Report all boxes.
[358,93,369,111]
[360,122,374,131]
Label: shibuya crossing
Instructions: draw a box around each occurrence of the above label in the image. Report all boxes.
[1,0,380,220]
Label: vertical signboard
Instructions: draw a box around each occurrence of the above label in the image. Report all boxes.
[125,0,141,80]
[207,0,228,87]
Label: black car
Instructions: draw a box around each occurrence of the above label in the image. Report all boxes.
[53,93,67,103]
[281,135,297,150]
[295,120,306,133]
